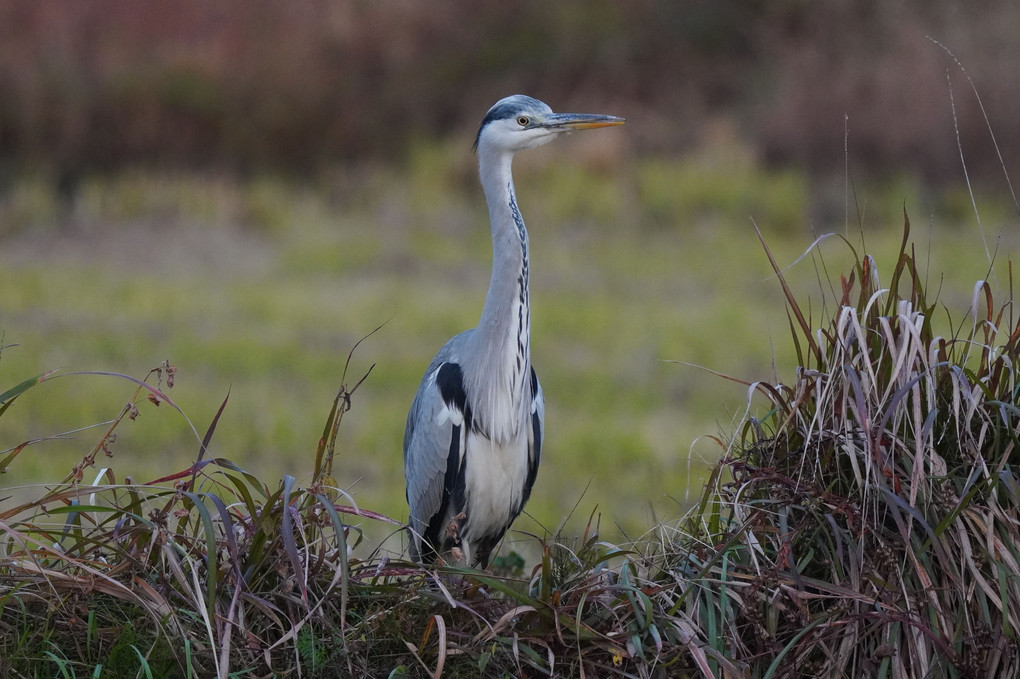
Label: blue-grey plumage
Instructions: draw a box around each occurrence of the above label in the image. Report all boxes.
[403,95,624,567]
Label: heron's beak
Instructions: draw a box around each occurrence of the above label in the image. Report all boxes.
[540,112,626,130]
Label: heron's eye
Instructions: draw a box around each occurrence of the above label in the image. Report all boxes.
[516,116,530,127]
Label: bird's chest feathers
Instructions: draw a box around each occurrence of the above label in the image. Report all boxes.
[462,428,531,534]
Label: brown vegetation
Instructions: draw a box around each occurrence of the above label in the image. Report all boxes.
[1,0,1018,186]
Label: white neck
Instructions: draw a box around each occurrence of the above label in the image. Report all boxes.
[465,146,531,443]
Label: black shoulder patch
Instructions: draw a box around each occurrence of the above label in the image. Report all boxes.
[529,368,542,462]
[436,362,467,413]
[522,366,542,507]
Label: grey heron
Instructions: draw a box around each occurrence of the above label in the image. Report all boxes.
[403,95,625,567]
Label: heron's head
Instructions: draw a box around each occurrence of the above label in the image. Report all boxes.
[472,95,624,154]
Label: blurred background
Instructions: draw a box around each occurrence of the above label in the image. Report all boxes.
[1,0,1018,550]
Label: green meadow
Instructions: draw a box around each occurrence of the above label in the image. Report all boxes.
[1,135,1015,549]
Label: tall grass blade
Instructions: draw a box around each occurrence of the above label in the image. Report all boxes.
[191,389,230,489]
[0,370,57,418]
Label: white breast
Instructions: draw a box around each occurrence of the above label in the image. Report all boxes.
[462,428,530,543]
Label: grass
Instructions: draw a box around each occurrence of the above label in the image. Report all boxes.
[668,214,1020,677]
[3,140,1015,546]
[4,162,1020,674]
[1,155,1020,672]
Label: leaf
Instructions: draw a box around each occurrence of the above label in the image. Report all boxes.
[0,370,58,418]
[190,389,230,491]
[182,491,219,623]
[280,474,308,605]
[0,440,30,473]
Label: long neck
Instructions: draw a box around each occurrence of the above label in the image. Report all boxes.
[466,147,531,443]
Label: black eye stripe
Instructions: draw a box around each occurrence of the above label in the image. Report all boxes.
[473,96,549,150]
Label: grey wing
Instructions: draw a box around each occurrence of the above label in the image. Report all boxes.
[403,334,472,562]
[403,362,452,560]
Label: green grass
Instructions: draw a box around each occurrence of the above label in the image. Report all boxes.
[1,141,1017,548]
[4,204,1020,676]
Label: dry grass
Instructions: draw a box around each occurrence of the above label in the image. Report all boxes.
[670,214,1020,677]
